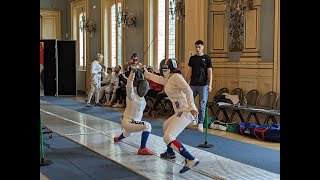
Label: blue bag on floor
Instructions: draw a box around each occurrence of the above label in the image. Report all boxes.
[238,122,260,136]
[253,124,280,142]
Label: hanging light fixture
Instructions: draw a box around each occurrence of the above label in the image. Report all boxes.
[169,0,185,21]
[117,4,136,28]
[79,8,96,38]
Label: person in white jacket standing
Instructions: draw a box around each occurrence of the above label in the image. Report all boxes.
[86,53,104,107]
[114,67,154,155]
[143,59,200,173]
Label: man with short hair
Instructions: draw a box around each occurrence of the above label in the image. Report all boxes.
[99,67,113,101]
[106,65,122,106]
[186,40,213,132]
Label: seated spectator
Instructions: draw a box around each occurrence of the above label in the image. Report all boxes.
[112,63,130,108]
[148,91,168,116]
[144,66,163,111]
[105,65,121,106]
[99,67,113,102]
[101,67,112,86]
[147,60,169,116]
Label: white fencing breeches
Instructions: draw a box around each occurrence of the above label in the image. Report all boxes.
[162,111,193,145]
[87,77,101,104]
[121,117,152,137]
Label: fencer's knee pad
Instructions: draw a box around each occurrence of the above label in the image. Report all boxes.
[144,122,152,132]
[163,134,175,145]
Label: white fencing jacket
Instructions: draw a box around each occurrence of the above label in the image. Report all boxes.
[144,71,198,114]
[123,71,146,121]
[90,60,102,85]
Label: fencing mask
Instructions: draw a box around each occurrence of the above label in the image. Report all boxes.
[135,79,150,97]
[161,59,178,78]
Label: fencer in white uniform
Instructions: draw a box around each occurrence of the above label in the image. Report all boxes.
[114,68,154,155]
[86,53,104,107]
[143,59,200,173]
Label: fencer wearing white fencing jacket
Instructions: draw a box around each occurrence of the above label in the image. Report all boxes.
[123,70,146,121]
[90,60,102,87]
[144,65,200,172]
[144,71,198,114]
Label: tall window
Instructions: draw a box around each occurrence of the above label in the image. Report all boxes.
[111,4,116,67]
[168,0,175,59]
[79,12,86,69]
[111,2,122,68]
[158,0,166,66]
[117,2,122,66]
[157,0,176,67]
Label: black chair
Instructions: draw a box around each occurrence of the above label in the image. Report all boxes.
[207,88,229,119]
[244,89,260,108]
[245,91,278,125]
[262,96,280,124]
[229,89,260,122]
[216,88,244,122]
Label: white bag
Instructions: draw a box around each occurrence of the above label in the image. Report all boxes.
[210,120,228,131]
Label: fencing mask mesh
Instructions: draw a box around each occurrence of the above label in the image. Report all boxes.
[136,79,150,97]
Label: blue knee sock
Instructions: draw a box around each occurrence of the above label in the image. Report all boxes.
[169,140,194,160]
[179,146,195,160]
[140,131,150,149]
[118,133,125,141]
[167,144,175,155]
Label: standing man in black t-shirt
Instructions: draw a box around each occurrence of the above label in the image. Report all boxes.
[186,40,213,132]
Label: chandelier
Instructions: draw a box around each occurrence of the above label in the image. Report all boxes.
[118,6,136,28]
[79,8,96,38]
[169,0,185,21]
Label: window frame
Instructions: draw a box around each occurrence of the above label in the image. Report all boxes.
[144,0,178,71]
[71,0,87,71]
[101,0,124,69]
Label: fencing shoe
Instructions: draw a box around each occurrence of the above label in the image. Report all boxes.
[160,151,176,159]
[138,148,154,155]
[179,158,200,173]
[114,136,122,142]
